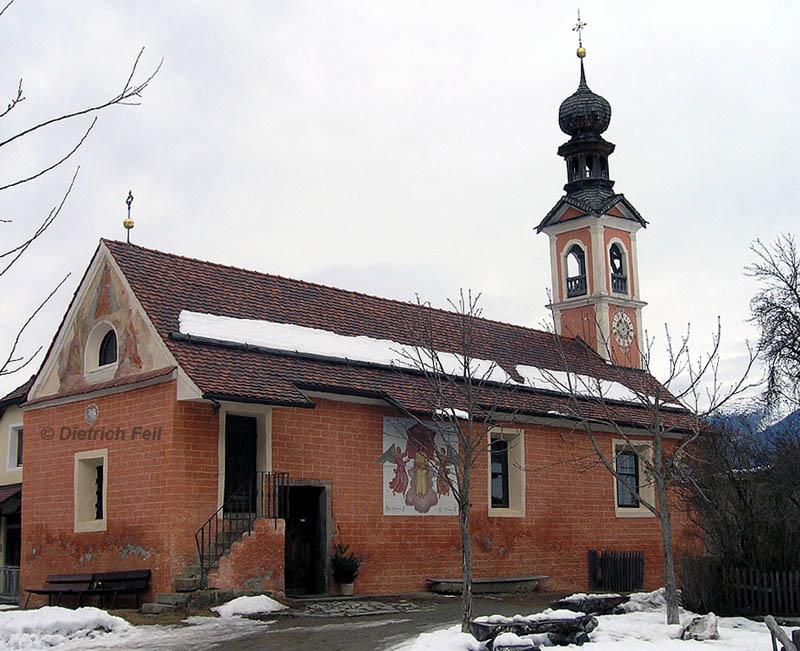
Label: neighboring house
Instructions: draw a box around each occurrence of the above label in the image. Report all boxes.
[0,376,32,600]
[21,54,699,605]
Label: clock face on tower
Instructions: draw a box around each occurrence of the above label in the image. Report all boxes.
[611,310,634,347]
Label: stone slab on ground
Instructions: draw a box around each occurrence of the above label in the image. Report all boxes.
[274,598,427,618]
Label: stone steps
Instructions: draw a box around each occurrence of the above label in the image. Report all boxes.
[174,576,201,592]
[141,602,175,615]
[156,592,191,606]
[139,590,191,614]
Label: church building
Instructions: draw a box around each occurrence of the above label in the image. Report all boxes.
[19,47,698,608]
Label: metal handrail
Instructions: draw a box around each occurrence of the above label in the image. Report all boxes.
[195,471,289,589]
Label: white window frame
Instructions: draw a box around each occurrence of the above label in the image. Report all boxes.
[74,448,108,532]
[487,427,525,518]
[7,423,22,471]
[612,439,655,518]
[84,321,118,381]
[562,239,589,300]
[216,402,272,509]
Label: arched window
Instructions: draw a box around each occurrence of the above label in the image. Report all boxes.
[566,245,587,297]
[98,329,117,367]
[609,243,627,294]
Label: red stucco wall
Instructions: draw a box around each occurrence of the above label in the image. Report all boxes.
[21,387,698,602]
[21,380,219,605]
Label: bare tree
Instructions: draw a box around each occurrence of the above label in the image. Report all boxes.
[538,319,756,624]
[1,0,160,377]
[746,234,800,411]
[386,290,519,632]
[684,413,800,572]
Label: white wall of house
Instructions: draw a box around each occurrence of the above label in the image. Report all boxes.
[0,404,23,487]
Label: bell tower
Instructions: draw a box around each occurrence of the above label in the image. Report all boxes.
[536,31,647,368]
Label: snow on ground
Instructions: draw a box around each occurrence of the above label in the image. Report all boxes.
[0,606,130,650]
[60,613,277,650]
[210,594,288,618]
[0,595,286,650]
[389,624,482,651]
[556,593,621,602]
[392,588,791,651]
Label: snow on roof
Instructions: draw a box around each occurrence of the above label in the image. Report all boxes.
[434,407,470,420]
[180,310,669,410]
[178,310,681,411]
[179,310,516,385]
[517,365,682,409]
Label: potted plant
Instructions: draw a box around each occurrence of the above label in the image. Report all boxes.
[331,542,360,595]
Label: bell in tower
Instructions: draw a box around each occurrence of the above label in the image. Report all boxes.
[536,22,648,369]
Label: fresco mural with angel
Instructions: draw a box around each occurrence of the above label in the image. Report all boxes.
[379,417,458,516]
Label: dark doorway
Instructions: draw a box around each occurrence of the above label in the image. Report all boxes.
[285,486,326,595]
[224,415,258,512]
[4,513,20,566]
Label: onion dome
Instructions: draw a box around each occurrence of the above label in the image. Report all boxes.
[558,60,611,138]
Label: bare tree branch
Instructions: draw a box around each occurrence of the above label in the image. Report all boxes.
[746,234,800,410]
[0,119,95,191]
[535,306,755,625]
[0,78,25,119]
[386,289,521,632]
[0,167,79,276]
[1,272,71,376]
[0,47,162,150]
[0,0,14,19]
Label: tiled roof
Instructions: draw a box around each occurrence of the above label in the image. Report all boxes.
[0,483,21,507]
[536,192,647,232]
[24,367,177,407]
[103,240,693,431]
[0,375,35,410]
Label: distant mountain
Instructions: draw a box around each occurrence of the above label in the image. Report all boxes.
[762,409,800,439]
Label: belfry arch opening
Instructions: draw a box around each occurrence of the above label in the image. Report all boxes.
[565,245,587,298]
[609,243,627,294]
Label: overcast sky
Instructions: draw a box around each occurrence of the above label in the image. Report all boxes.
[1,1,797,400]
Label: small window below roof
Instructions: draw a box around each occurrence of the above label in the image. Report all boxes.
[85,322,119,379]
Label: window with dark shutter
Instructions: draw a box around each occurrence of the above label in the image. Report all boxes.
[616,451,639,507]
[491,438,510,508]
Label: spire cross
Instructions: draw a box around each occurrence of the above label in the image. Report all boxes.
[573,9,587,48]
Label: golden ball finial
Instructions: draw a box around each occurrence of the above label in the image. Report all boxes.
[577,46,586,58]
[123,217,134,230]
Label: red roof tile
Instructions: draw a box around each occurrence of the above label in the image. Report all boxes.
[0,483,21,506]
[0,375,35,410]
[24,367,176,407]
[102,240,694,431]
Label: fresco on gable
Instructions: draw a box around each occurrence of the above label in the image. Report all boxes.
[380,417,458,516]
[50,262,157,394]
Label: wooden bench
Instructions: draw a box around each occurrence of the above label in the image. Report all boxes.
[25,570,150,609]
[426,575,548,595]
